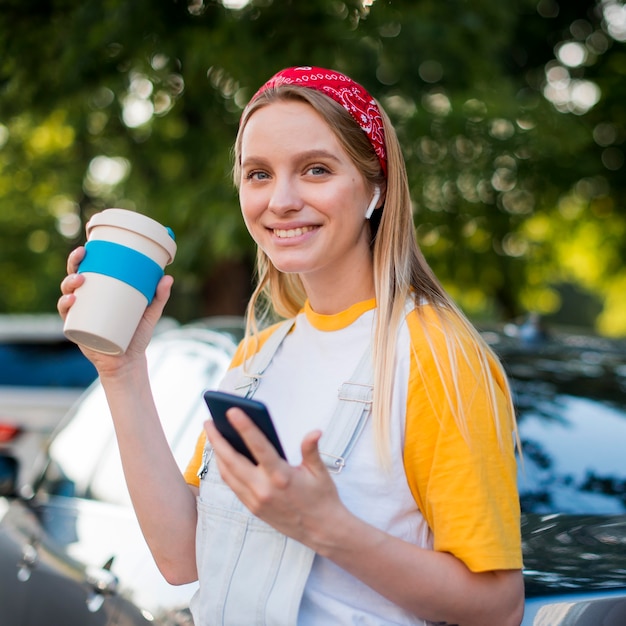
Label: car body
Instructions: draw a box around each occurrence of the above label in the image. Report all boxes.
[0,314,179,492]
[1,317,625,625]
[483,321,626,625]
[0,322,241,625]
[0,314,99,491]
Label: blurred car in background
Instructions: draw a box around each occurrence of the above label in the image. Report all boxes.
[0,314,180,491]
[0,320,242,625]
[0,314,98,490]
[1,315,626,625]
[483,320,626,625]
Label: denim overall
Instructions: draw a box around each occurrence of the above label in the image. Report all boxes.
[190,319,374,626]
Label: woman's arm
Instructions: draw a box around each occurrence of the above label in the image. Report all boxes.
[311,502,524,626]
[59,249,199,585]
[205,411,524,626]
[101,356,200,584]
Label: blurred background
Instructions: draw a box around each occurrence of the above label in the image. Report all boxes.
[1,0,624,336]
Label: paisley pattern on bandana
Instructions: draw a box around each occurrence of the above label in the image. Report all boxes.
[251,66,387,177]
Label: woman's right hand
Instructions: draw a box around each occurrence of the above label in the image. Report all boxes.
[57,246,174,376]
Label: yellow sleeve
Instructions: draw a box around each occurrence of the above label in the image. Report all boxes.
[402,308,522,572]
[184,431,207,487]
[183,322,287,488]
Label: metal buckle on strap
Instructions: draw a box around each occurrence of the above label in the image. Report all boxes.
[197,447,214,480]
[234,376,260,398]
[321,453,346,474]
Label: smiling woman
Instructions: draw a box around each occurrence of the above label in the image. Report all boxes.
[237,100,376,308]
[59,66,524,626]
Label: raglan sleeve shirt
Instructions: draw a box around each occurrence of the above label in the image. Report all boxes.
[184,308,522,574]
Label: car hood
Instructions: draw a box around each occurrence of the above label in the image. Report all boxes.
[523,513,626,596]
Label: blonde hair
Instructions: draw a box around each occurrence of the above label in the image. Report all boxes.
[233,85,518,461]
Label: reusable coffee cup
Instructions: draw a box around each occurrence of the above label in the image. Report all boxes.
[63,208,177,355]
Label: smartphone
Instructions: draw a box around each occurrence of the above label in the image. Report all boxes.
[203,390,286,464]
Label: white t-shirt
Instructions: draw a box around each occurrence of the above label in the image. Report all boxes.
[186,298,521,625]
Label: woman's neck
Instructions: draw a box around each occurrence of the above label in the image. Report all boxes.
[301,264,375,315]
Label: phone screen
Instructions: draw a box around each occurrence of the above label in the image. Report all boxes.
[203,390,286,464]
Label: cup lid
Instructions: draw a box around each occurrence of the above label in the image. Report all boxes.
[86,208,177,264]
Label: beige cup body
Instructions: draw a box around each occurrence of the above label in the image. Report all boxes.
[64,276,148,354]
[63,209,176,355]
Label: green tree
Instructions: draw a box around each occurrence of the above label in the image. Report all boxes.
[1,0,624,334]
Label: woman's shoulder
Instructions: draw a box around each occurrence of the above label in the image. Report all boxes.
[403,302,473,351]
[403,300,510,406]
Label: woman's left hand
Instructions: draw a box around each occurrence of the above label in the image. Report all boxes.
[204,408,346,548]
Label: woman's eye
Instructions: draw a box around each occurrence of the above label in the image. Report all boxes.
[307,166,329,176]
[246,170,269,181]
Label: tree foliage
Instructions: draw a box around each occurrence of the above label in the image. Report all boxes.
[1,0,624,334]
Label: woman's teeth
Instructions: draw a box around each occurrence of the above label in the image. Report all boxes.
[274,226,314,238]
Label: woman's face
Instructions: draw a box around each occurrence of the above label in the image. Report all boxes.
[238,100,377,301]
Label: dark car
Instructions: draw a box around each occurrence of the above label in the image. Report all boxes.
[1,317,626,625]
[482,321,626,625]
[0,322,241,625]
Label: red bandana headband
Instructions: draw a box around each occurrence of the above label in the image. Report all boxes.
[251,66,387,177]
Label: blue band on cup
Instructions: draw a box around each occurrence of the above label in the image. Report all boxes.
[78,240,164,304]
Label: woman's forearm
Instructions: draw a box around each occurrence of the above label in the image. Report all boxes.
[311,506,524,626]
[100,360,199,585]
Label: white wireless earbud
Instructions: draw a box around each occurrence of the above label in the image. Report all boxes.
[365,186,381,219]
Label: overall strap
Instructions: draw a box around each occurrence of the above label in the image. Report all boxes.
[231,317,374,474]
[318,345,373,473]
[233,318,295,398]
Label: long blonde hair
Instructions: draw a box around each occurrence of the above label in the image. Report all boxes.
[233,85,518,460]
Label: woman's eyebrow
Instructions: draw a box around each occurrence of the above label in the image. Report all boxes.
[242,149,341,169]
[296,149,341,163]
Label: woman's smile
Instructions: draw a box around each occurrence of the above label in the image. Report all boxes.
[272,225,319,240]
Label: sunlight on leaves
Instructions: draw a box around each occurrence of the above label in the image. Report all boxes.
[597,274,626,335]
[26,112,75,156]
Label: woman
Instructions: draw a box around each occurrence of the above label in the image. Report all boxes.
[59,66,524,625]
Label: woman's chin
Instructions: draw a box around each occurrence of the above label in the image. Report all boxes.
[271,261,308,275]
[266,253,313,275]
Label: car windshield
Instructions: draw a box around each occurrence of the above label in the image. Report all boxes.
[0,341,97,388]
[0,314,97,388]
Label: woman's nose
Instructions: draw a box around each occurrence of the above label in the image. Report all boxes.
[267,179,302,214]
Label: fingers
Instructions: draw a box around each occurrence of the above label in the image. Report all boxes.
[58,272,85,319]
[206,409,324,476]
[60,247,86,295]
[205,413,341,543]
[203,417,258,499]
[66,246,85,275]
[300,430,325,472]
[144,274,174,323]
[58,247,86,319]
[204,409,287,488]
[57,247,175,366]
[226,408,285,469]
[203,418,242,463]
[206,408,281,468]
[59,271,84,295]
